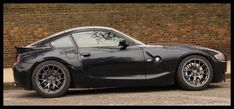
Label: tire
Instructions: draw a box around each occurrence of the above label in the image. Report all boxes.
[176,55,213,90]
[31,60,71,98]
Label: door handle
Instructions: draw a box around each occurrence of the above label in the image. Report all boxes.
[80,52,91,57]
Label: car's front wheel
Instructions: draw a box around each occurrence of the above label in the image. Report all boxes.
[176,55,213,90]
[31,60,71,98]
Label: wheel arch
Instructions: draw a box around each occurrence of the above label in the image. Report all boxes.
[29,57,75,89]
[175,53,215,82]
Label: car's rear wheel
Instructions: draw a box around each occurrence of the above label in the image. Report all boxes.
[31,60,71,97]
[176,55,213,90]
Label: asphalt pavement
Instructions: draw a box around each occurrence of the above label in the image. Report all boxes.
[3,79,231,106]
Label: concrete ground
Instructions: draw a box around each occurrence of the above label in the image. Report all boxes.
[3,79,231,106]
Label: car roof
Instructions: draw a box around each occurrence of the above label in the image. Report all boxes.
[64,26,115,32]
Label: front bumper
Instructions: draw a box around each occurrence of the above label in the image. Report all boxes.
[211,61,227,83]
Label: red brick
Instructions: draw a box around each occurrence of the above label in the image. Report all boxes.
[3,3,231,68]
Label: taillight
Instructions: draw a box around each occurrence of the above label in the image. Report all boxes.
[16,54,20,63]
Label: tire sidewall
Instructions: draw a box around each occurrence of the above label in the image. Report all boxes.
[31,60,71,98]
[176,55,213,90]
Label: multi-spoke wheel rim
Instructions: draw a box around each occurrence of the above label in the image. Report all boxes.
[182,58,210,87]
[36,64,66,94]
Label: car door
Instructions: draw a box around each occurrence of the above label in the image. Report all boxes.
[71,29,145,86]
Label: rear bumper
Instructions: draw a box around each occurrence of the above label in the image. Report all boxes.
[211,61,227,83]
[13,63,32,90]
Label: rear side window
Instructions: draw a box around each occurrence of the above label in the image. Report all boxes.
[50,35,74,48]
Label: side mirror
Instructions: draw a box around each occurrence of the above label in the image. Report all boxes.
[119,40,129,50]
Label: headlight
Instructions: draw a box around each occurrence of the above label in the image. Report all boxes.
[214,53,226,61]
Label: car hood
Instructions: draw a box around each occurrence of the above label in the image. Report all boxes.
[140,44,221,55]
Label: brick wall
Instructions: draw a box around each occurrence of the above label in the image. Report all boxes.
[3,3,231,68]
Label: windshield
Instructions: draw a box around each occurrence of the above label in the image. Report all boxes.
[112,29,145,45]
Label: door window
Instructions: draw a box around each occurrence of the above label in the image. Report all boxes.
[72,31,124,47]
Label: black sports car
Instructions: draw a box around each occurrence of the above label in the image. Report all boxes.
[13,26,227,97]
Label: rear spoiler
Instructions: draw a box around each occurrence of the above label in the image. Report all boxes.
[15,46,50,54]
